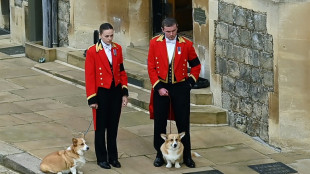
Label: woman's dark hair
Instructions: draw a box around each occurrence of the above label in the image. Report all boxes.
[99,23,114,34]
[161,18,178,28]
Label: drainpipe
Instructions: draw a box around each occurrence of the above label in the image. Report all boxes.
[51,0,58,47]
[42,0,51,47]
[42,0,58,48]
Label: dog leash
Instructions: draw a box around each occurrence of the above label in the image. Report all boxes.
[84,118,93,136]
[168,95,172,134]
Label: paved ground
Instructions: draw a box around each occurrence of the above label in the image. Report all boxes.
[0,35,310,174]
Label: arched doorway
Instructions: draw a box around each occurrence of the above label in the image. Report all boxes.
[152,0,193,38]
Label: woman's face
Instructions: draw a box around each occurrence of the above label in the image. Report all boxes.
[100,29,114,45]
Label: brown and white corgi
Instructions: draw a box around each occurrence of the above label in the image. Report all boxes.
[160,132,185,168]
[40,137,89,174]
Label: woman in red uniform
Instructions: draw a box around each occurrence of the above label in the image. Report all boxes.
[85,23,128,169]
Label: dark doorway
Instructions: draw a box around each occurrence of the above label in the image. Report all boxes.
[27,0,43,42]
[152,0,193,35]
[1,0,10,32]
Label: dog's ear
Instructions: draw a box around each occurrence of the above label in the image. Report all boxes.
[179,132,186,139]
[160,134,167,140]
[72,138,78,146]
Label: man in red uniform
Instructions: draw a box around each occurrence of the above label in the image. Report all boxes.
[85,23,128,169]
[148,18,201,168]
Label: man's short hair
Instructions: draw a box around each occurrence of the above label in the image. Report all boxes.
[161,18,178,28]
[99,23,113,34]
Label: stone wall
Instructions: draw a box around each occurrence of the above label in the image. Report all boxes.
[215,1,274,141]
[58,0,70,47]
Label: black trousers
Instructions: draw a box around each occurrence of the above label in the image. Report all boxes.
[95,84,122,162]
[153,81,192,159]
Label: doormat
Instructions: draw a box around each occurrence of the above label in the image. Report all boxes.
[183,170,224,174]
[0,46,25,55]
[248,162,297,174]
[0,28,9,35]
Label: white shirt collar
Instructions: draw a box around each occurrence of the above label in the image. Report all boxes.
[165,36,177,44]
[101,40,112,50]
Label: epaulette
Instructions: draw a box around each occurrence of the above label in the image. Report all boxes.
[177,36,186,43]
[95,42,103,52]
[155,34,165,42]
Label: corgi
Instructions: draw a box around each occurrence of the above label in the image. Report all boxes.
[160,132,185,168]
[40,137,89,174]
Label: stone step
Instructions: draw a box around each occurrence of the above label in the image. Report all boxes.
[33,61,227,125]
[127,84,227,125]
[126,46,148,65]
[124,59,213,105]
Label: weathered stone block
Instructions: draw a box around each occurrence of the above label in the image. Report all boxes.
[235,80,249,97]
[228,25,241,45]
[260,52,273,70]
[216,57,228,75]
[259,123,269,141]
[246,9,255,30]
[252,32,264,50]
[264,34,273,53]
[14,0,23,7]
[222,75,235,91]
[253,102,262,117]
[240,28,251,47]
[249,50,260,67]
[215,39,227,57]
[216,22,229,40]
[233,45,245,63]
[250,85,268,104]
[231,95,241,112]
[235,113,247,132]
[251,68,262,84]
[219,1,234,24]
[240,98,253,115]
[233,6,246,27]
[227,60,240,78]
[222,91,231,110]
[239,64,251,82]
[263,70,274,87]
[58,0,70,22]
[226,42,234,59]
[244,48,253,65]
[254,12,267,32]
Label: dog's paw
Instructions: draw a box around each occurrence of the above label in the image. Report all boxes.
[175,163,181,168]
[78,171,83,174]
[166,163,172,168]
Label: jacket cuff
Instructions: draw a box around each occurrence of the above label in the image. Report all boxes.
[87,96,97,105]
[187,77,196,88]
[122,87,129,97]
[154,81,164,91]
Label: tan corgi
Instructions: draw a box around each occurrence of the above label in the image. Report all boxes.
[40,137,89,174]
[160,132,185,168]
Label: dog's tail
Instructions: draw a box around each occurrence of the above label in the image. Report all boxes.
[191,152,201,157]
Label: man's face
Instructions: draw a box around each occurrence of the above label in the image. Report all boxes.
[100,29,114,45]
[162,24,178,40]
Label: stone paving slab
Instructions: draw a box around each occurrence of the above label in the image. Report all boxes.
[0,92,24,103]
[3,153,43,174]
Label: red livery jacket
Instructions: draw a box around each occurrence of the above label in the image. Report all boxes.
[85,41,128,130]
[148,34,201,119]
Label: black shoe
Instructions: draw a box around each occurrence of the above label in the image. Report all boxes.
[153,157,164,167]
[97,161,111,169]
[109,160,121,168]
[184,158,195,168]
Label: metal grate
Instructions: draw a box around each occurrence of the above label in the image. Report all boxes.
[248,162,297,174]
[0,46,25,55]
[183,170,224,174]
